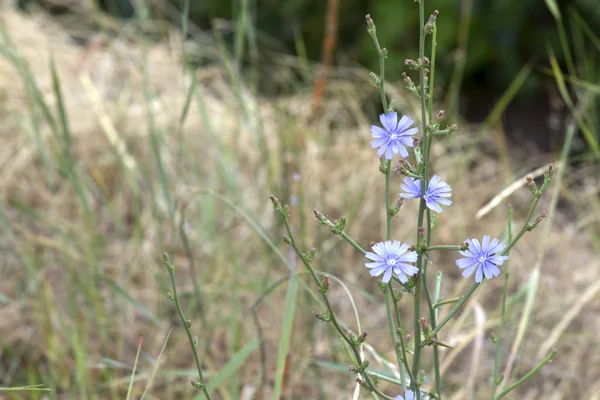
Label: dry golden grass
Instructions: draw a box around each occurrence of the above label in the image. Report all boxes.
[0,5,599,399]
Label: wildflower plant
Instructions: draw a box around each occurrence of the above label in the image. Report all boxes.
[269,1,556,399]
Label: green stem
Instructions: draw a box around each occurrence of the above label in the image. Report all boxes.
[340,231,367,255]
[491,205,513,398]
[434,272,442,321]
[433,282,480,335]
[370,37,388,111]
[494,350,557,400]
[412,1,429,398]
[501,170,552,256]
[428,24,437,123]
[385,284,407,389]
[385,161,393,240]
[433,297,461,309]
[279,212,395,400]
[370,15,405,387]
[393,290,417,386]
[427,245,462,251]
[423,211,441,400]
[162,254,212,400]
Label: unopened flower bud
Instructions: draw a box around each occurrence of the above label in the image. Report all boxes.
[405,59,419,70]
[269,194,282,211]
[369,72,381,87]
[526,175,534,186]
[528,212,547,231]
[436,110,444,120]
[381,47,388,58]
[365,14,375,35]
[419,317,429,331]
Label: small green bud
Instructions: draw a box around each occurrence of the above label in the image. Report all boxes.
[162,253,174,271]
[545,164,554,180]
[166,292,174,302]
[405,58,419,70]
[318,276,330,294]
[390,198,403,217]
[381,47,388,58]
[283,235,292,245]
[313,311,331,322]
[527,212,547,231]
[186,320,192,328]
[304,248,316,262]
[491,333,498,344]
[269,194,281,211]
[356,330,368,345]
[369,72,381,87]
[191,380,204,389]
[365,14,375,36]
[193,336,199,347]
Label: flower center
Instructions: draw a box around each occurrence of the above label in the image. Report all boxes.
[386,258,397,266]
[478,254,487,263]
[390,133,399,140]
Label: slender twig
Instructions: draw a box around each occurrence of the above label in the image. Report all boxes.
[433,282,480,334]
[490,205,513,398]
[494,350,556,400]
[501,168,552,255]
[162,254,212,400]
[368,14,405,387]
[432,297,461,309]
[412,1,429,397]
[340,231,367,255]
[392,292,417,386]
[385,284,406,389]
[427,245,462,251]
[271,198,395,400]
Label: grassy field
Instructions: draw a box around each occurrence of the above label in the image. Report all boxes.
[1,2,600,399]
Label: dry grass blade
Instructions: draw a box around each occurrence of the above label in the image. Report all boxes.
[538,270,600,358]
[475,163,558,219]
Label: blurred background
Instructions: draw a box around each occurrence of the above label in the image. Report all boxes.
[0,0,599,398]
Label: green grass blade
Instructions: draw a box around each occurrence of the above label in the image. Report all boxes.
[97,273,161,325]
[140,329,172,400]
[0,384,51,392]
[272,274,298,399]
[199,338,259,396]
[548,50,600,157]
[126,339,144,400]
[543,0,561,20]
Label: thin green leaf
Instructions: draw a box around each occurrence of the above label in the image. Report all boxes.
[548,50,600,157]
[544,0,561,20]
[97,274,161,325]
[140,329,172,400]
[126,339,143,400]
[272,275,299,399]
[202,338,259,396]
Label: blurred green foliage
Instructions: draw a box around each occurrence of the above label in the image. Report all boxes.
[19,0,600,100]
[163,0,599,97]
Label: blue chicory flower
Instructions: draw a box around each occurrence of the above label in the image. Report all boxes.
[395,389,429,400]
[400,175,452,213]
[365,241,418,284]
[371,112,418,160]
[456,235,509,283]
